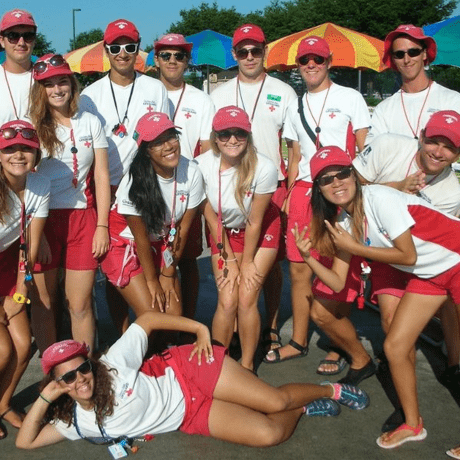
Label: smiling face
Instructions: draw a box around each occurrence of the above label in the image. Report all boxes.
[417,133,460,176]
[391,36,427,83]
[44,75,72,113]
[0,25,35,69]
[298,54,332,93]
[106,36,138,78]
[146,128,181,177]
[0,144,37,182]
[215,129,249,167]
[318,165,357,211]
[155,46,188,88]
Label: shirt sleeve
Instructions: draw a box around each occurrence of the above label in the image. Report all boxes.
[350,91,371,131]
[199,95,215,141]
[116,174,141,216]
[90,114,109,149]
[254,155,278,195]
[187,163,205,209]
[282,102,299,142]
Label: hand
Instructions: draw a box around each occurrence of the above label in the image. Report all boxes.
[400,170,426,194]
[92,227,110,258]
[188,324,213,365]
[292,223,313,260]
[240,260,263,291]
[40,379,71,403]
[2,295,25,322]
[159,274,180,310]
[216,259,239,294]
[325,220,358,253]
[37,235,52,265]
[146,279,166,312]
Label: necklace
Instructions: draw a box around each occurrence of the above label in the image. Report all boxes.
[70,126,79,188]
[3,65,32,120]
[163,169,177,248]
[400,80,432,139]
[172,84,186,122]
[109,73,136,138]
[305,83,331,148]
[236,74,266,122]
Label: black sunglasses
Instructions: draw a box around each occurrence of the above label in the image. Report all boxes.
[2,31,36,44]
[158,51,188,62]
[33,55,67,75]
[0,127,37,141]
[216,130,249,142]
[105,43,138,56]
[55,359,92,384]
[391,48,424,60]
[235,47,264,60]
[317,167,353,187]
[298,55,326,66]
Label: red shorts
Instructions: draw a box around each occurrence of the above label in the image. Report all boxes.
[313,256,364,303]
[181,212,203,260]
[370,262,414,303]
[208,202,281,255]
[286,181,319,262]
[140,344,227,436]
[35,208,98,271]
[0,239,20,296]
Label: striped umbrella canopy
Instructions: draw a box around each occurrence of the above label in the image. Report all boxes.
[265,23,386,72]
[64,41,147,74]
[423,15,460,67]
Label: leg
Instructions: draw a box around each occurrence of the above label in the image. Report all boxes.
[440,298,460,368]
[115,272,154,317]
[378,293,402,334]
[106,281,130,334]
[178,257,199,320]
[262,261,283,351]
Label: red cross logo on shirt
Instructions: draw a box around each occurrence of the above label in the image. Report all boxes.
[269,105,276,112]
[147,105,154,113]
[329,113,336,119]
[180,194,186,202]
[246,190,252,197]
[185,112,192,119]
[126,388,133,397]
[84,141,91,148]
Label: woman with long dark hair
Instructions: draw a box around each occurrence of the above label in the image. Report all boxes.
[29,55,110,354]
[100,112,203,327]
[0,120,49,439]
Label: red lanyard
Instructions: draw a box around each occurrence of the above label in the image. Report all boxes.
[163,169,177,248]
[3,65,32,120]
[70,127,79,188]
[305,83,331,148]
[172,85,186,122]
[236,74,266,122]
[400,81,432,139]
[405,153,437,189]
[216,167,225,269]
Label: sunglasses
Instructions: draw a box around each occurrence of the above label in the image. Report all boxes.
[2,31,36,44]
[105,43,139,56]
[149,133,180,149]
[216,130,249,142]
[158,51,188,62]
[33,54,67,76]
[0,127,37,141]
[391,48,424,60]
[317,167,353,187]
[298,55,326,66]
[55,359,92,384]
[235,47,264,60]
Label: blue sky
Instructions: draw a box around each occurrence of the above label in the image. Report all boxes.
[1,0,459,54]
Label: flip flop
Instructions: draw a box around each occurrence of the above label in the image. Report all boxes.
[263,339,308,364]
[316,357,348,375]
[447,446,460,459]
[376,418,427,449]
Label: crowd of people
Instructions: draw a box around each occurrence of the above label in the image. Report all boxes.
[0,7,459,457]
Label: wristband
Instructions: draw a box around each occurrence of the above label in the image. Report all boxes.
[12,293,31,305]
[39,393,52,404]
[160,273,175,278]
[97,225,109,228]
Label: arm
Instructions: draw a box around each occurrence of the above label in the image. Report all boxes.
[92,147,110,258]
[200,140,211,154]
[355,128,368,152]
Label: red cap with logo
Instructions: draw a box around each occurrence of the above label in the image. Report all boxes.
[41,340,89,375]
[296,36,331,61]
[424,110,460,148]
[133,112,179,146]
[154,33,193,53]
[383,24,437,70]
[104,19,140,44]
[212,106,252,133]
[310,146,352,181]
[233,24,265,47]
[0,120,40,150]
[0,9,36,33]
[32,54,73,81]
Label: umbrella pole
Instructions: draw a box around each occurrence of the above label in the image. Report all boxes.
[358,69,362,94]
[207,64,210,94]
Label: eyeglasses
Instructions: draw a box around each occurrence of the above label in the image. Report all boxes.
[149,134,180,149]
[1,31,36,44]
[55,359,92,384]
[298,55,326,66]
[0,127,37,141]
[158,51,188,62]
[33,55,67,76]
[391,48,424,60]
[235,47,264,60]
[317,167,353,186]
[216,130,249,142]
[105,43,139,56]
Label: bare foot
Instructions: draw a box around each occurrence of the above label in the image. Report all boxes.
[1,408,24,429]
[447,444,460,459]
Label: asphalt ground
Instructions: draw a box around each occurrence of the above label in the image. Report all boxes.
[3,257,460,460]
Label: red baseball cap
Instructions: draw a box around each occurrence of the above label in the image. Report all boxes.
[383,24,437,70]
[0,120,40,150]
[32,54,73,81]
[424,110,460,148]
[104,19,140,44]
[41,340,89,375]
[154,33,193,53]
[233,24,265,47]
[296,36,330,61]
[310,146,352,181]
[133,112,180,146]
[212,106,252,133]
[0,9,36,33]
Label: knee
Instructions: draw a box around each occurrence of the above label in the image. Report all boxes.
[383,335,408,364]
[0,339,13,369]
[250,422,284,447]
[290,264,312,290]
[68,300,93,317]
[310,303,329,327]
[217,298,237,316]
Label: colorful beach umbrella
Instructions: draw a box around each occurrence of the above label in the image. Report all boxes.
[64,41,147,74]
[265,23,386,72]
[423,15,460,67]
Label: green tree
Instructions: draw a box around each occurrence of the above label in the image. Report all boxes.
[32,32,55,57]
[69,28,103,52]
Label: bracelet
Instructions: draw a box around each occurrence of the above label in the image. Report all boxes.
[160,273,175,278]
[97,225,109,228]
[12,293,31,304]
[39,393,52,404]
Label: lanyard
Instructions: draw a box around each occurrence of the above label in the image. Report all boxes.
[400,81,432,139]
[405,153,437,189]
[236,74,266,122]
[163,169,177,248]
[216,166,225,269]
[3,65,32,120]
[172,85,186,122]
[305,83,331,148]
[109,73,136,137]
[19,201,32,281]
[73,403,116,445]
[70,127,79,188]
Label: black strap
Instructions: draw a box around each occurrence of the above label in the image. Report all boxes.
[298,96,322,148]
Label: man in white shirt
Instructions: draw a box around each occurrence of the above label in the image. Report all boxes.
[0,9,37,123]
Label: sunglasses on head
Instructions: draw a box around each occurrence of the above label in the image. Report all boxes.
[0,127,37,141]
[391,48,424,60]
[158,51,188,62]
[2,30,36,44]
[298,54,326,66]
[216,130,249,142]
[33,54,67,76]
[105,43,138,56]
[235,47,264,60]
[55,359,92,384]
[317,167,353,187]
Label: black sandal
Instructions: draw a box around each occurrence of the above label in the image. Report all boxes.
[261,328,282,353]
[263,339,308,364]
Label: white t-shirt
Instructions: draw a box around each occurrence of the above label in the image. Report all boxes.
[284,83,370,182]
[36,111,108,209]
[195,150,278,229]
[211,74,297,180]
[168,84,215,160]
[354,134,460,216]
[80,73,169,186]
[54,323,186,440]
[339,184,460,278]
[368,82,460,142]
[0,173,50,252]
[111,155,204,241]
[0,68,32,124]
